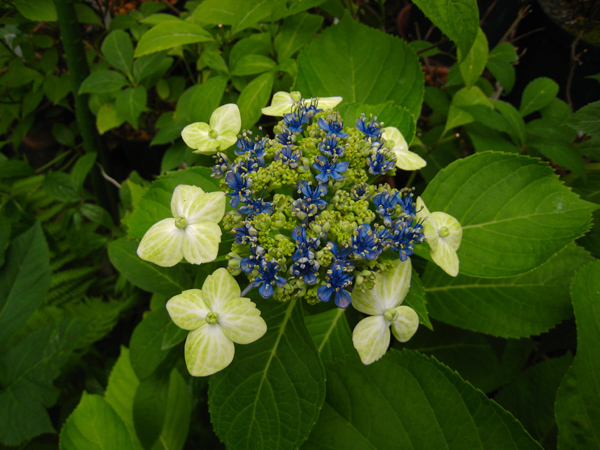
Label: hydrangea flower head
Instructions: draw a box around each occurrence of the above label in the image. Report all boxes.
[166,268,267,376]
[351,258,419,364]
[416,197,462,277]
[182,104,241,154]
[137,185,225,267]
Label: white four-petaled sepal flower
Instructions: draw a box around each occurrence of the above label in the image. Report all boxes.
[166,268,267,377]
[181,104,241,154]
[137,185,225,267]
[416,197,462,277]
[382,126,426,171]
[261,91,343,116]
[351,259,419,365]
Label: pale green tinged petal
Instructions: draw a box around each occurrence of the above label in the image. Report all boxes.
[166,289,210,330]
[431,238,460,277]
[182,222,221,265]
[184,323,234,377]
[202,268,241,311]
[218,297,267,344]
[393,149,427,171]
[210,104,241,137]
[382,126,404,148]
[261,91,294,116]
[218,130,238,151]
[137,218,184,267]
[352,316,390,365]
[182,122,219,153]
[351,285,381,316]
[430,212,462,250]
[390,305,419,343]
[416,197,439,251]
[376,258,412,311]
[185,191,226,224]
[315,96,343,110]
[171,184,205,219]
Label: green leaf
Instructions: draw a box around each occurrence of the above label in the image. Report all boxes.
[60,393,133,450]
[338,101,416,145]
[96,104,125,134]
[102,30,134,76]
[14,0,56,21]
[305,308,356,365]
[494,354,573,446]
[238,71,276,129]
[123,167,221,240]
[566,100,600,137]
[0,222,50,348]
[486,43,518,93]
[108,238,191,297]
[458,28,488,88]
[405,321,534,393]
[180,75,228,125]
[115,86,147,127]
[75,3,102,25]
[295,15,424,117]
[519,77,559,117]
[0,160,34,179]
[555,260,600,450]
[44,172,80,202]
[231,0,275,34]
[79,70,128,94]
[491,99,526,146]
[570,172,600,258]
[229,33,272,69]
[423,243,593,337]
[444,85,492,133]
[232,54,277,76]
[403,269,432,330]
[133,372,169,449]
[411,0,479,61]
[129,307,181,379]
[43,74,72,104]
[71,153,97,192]
[0,320,86,446]
[302,349,541,450]
[464,122,520,154]
[52,123,76,147]
[275,13,324,63]
[209,297,326,450]
[81,204,114,230]
[134,21,213,58]
[421,152,597,277]
[528,140,586,179]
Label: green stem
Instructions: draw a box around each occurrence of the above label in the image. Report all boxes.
[53,0,118,221]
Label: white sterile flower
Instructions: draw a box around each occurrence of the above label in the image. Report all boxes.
[137,184,225,267]
[416,197,462,277]
[261,91,343,116]
[181,104,241,154]
[166,268,267,377]
[351,259,419,365]
[382,126,427,171]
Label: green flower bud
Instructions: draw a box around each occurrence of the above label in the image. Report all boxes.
[175,217,187,229]
[383,308,398,322]
[205,312,219,324]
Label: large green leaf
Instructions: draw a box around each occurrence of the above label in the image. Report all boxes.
[338,101,416,145]
[421,152,597,277]
[133,371,169,449]
[0,321,86,446]
[274,13,324,63]
[134,21,213,58]
[555,260,600,449]
[302,349,541,449]
[0,221,51,348]
[423,244,593,337]
[305,308,356,365]
[494,354,573,447]
[123,167,221,240]
[209,297,326,450]
[60,393,133,450]
[411,0,479,61]
[238,71,276,129]
[295,16,424,117]
[108,238,191,297]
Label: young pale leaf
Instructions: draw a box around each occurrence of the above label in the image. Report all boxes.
[555,260,600,450]
[423,244,593,337]
[458,28,488,88]
[519,77,559,117]
[108,238,191,297]
[60,393,133,450]
[96,104,125,134]
[421,152,597,277]
[102,30,134,76]
[274,13,324,63]
[238,71,276,129]
[302,350,541,450]
[209,297,326,450]
[494,354,573,446]
[296,15,424,117]
[134,21,213,58]
[0,222,51,347]
[411,0,479,62]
